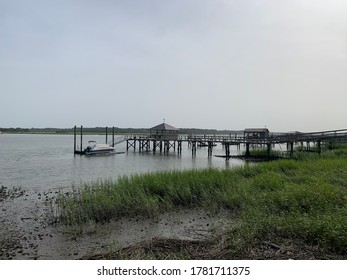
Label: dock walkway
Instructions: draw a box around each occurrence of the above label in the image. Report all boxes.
[73,125,347,158]
[125,128,347,158]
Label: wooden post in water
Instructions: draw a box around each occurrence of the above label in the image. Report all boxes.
[105,127,108,144]
[80,125,83,153]
[74,125,77,154]
[178,140,182,154]
[290,142,294,158]
[245,143,250,157]
[113,127,115,147]
[208,141,213,157]
[191,141,197,156]
[225,142,230,160]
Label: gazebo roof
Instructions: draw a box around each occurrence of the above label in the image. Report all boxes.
[150,123,178,131]
[244,128,269,133]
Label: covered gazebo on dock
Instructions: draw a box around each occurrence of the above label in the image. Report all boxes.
[244,128,269,139]
[149,123,179,140]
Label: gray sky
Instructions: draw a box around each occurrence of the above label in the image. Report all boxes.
[1,0,347,132]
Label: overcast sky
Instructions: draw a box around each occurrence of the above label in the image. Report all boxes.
[1,0,347,132]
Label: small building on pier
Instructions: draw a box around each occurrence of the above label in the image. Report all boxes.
[244,128,269,139]
[150,123,179,140]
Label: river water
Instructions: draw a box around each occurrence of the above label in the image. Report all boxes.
[0,134,245,191]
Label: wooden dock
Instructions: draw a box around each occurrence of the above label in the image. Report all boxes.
[125,129,347,158]
[73,125,347,159]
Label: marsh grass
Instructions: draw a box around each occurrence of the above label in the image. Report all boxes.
[56,147,347,257]
[243,148,285,159]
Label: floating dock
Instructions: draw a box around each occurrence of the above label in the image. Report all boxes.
[73,125,117,155]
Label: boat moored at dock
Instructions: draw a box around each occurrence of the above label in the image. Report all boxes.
[84,141,115,155]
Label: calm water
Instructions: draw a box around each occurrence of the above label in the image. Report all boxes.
[0,134,245,191]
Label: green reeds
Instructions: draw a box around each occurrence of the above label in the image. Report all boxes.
[56,169,241,224]
[55,146,347,256]
[242,148,285,159]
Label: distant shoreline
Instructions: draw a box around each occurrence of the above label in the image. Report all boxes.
[0,127,244,136]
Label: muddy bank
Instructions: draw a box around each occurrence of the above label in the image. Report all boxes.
[1,186,344,260]
[82,236,345,260]
[0,186,56,259]
[0,186,230,260]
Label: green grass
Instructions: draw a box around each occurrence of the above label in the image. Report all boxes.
[242,147,285,159]
[55,146,347,257]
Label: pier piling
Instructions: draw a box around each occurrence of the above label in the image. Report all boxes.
[80,125,83,153]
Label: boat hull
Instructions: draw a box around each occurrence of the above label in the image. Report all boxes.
[85,148,115,155]
[84,142,115,155]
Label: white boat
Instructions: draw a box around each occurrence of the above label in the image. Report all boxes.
[84,141,115,155]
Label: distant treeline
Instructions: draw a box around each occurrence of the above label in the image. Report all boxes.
[0,127,243,135]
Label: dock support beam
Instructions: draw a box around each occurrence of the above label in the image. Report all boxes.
[164,141,168,153]
[73,125,84,155]
[208,141,213,157]
[74,125,77,154]
[178,140,182,154]
[112,127,115,147]
[80,125,83,153]
[245,143,250,157]
[126,138,136,151]
[225,142,230,159]
[139,139,150,152]
[191,141,197,156]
